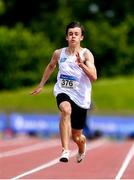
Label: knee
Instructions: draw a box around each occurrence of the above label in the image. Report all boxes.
[72,134,80,144]
[72,133,86,145]
[60,102,71,116]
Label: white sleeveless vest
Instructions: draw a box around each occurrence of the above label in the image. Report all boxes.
[54,47,92,109]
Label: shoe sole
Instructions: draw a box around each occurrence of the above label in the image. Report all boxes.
[77,142,86,163]
[60,157,69,162]
[77,159,82,163]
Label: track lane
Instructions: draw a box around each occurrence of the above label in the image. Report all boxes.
[0,138,60,179]
[122,156,134,179]
[0,135,43,152]
[12,140,133,179]
[119,142,134,179]
[10,139,107,179]
[0,136,134,179]
[86,140,133,179]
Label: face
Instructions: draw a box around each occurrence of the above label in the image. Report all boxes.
[66,27,84,46]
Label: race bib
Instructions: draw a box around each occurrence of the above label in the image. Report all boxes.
[60,74,78,89]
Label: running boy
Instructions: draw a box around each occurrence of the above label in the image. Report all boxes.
[31,21,97,163]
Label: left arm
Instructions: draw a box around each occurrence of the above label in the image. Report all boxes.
[76,50,97,81]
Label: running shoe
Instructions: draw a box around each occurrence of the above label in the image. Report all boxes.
[59,149,70,162]
[76,142,86,163]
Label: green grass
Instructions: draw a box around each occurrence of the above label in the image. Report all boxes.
[92,76,134,115]
[0,76,134,115]
[0,85,58,114]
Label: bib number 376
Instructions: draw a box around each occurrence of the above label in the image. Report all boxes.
[61,79,74,88]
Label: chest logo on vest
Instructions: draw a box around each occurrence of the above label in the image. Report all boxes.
[60,58,67,63]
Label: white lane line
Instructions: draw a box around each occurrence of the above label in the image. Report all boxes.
[0,139,34,147]
[0,136,37,147]
[0,139,60,158]
[115,142,134,180]
[10,139,107,180]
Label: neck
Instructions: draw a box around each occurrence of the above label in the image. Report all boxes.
[67,46,82,55]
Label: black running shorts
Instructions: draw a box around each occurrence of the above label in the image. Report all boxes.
[56,93,87,130]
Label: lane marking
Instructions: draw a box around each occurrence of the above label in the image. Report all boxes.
[0,139,60,158]
[0,139,34,147]
[0,136,38,147]
[11,139,107,180]
[115,142,134,180]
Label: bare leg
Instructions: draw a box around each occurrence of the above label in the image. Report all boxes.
[72,129,86,154]
[59,101,71,150]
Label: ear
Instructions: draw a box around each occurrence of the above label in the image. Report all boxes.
[66,36,68,41]
[80,35,84,41]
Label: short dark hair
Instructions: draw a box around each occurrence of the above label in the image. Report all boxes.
[66,21,85,36]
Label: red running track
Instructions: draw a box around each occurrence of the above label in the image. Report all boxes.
[0,135,134,180]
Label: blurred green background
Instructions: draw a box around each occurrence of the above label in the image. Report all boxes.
[0,0,134,115]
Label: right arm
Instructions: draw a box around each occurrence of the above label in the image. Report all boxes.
[30,49,61,95]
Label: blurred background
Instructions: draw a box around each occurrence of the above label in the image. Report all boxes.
[0,0,134,140]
